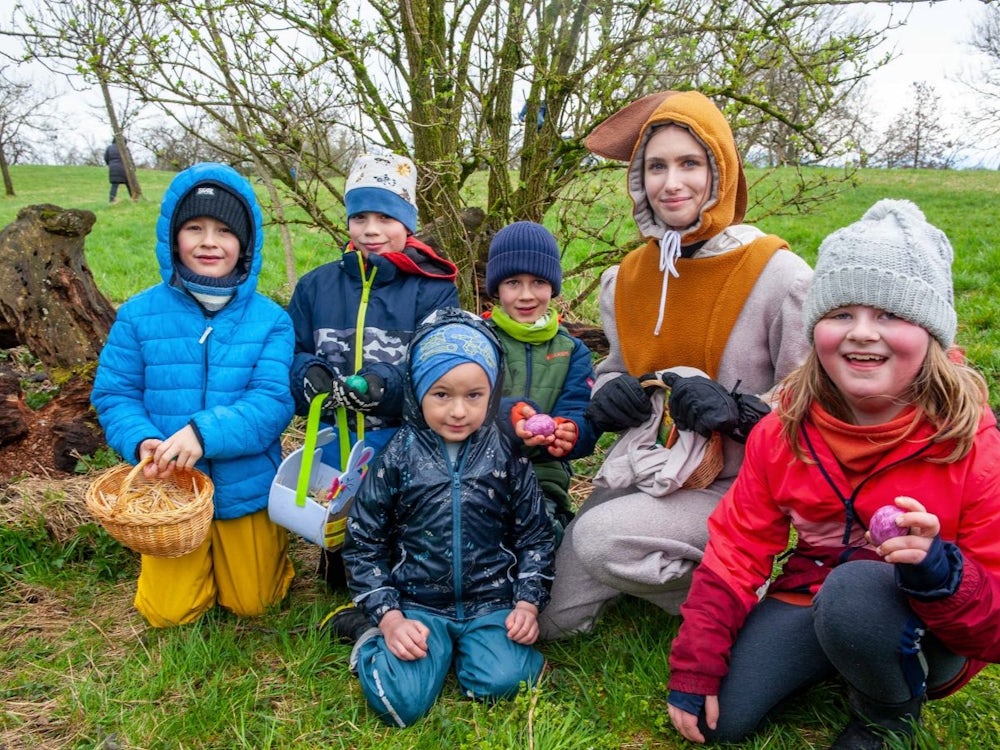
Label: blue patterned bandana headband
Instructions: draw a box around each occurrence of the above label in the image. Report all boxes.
[411,324,499,402]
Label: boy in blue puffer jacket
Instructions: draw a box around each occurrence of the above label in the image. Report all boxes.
[91,162,296,628]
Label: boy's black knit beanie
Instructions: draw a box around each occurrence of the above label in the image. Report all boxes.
[173,182,253,253]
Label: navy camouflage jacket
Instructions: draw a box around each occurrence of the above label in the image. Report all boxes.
[287,243,459,464]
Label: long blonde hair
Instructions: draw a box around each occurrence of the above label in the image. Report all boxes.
[779,342,988,463]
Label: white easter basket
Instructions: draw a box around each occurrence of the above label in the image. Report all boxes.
[268,395,373,549]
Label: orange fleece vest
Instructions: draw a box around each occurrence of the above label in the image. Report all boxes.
[614,234,788,379]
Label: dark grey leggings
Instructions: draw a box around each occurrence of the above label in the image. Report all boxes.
[703,560,965,743]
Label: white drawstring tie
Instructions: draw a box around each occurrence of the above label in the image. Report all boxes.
[653,230,681,335]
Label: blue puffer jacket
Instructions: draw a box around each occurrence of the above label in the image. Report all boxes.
[91,163,295,520]
[343,309,555,624]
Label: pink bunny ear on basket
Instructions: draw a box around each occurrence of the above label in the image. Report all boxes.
[592,366,724,496]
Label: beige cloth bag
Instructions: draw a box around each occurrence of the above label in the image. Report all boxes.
[592,366,724,496]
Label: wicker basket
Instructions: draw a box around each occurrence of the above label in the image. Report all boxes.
[85,458,214,558]
[675,430,724,490]
[641,378,725,490]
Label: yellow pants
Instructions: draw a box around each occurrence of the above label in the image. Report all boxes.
[134,509,295,628]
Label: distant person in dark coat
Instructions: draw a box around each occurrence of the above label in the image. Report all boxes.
[104,139,131,203]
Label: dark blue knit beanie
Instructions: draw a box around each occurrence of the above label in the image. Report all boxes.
[173,182,253,255]
[485,221,562,297]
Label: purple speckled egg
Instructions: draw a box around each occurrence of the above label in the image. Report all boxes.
[868,504,909,546]
[524,413,556,437]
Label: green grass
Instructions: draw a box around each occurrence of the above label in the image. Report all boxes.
[3,164,1000,748]
[0,165,338,306]
[3,515,997,749]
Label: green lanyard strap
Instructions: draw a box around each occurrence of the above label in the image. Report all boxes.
[352,253,377,445]
[296,253,379,505]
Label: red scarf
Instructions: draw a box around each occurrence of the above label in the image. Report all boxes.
[809,403,922,481]
[347,235,458,280]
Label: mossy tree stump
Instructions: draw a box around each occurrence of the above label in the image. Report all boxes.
[0,204,115,473]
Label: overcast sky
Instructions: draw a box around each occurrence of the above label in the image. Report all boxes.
[2,0,996,167]
[863,0,996,167]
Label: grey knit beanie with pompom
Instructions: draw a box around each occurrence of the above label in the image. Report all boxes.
[803,199,956,347]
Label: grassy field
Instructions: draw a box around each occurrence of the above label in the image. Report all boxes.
[3,164,999,392]
[2,164,1000,749]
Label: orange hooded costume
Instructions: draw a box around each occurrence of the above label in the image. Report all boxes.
[538,91,812,642]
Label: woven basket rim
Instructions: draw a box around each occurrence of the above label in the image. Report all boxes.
[84,458,214,556]
[86,459,213,522]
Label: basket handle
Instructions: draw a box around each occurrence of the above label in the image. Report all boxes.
[111,457,153,514]
[296,397,351,506]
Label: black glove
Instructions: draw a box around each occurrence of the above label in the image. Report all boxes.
[585,374,652,433]
[328,373,385,413]
[660,373,739,438]
[659,373,770,442]
[729,390,770,443]
[303,364,335,408]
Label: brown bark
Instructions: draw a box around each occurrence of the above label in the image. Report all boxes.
[0,367,28,446]
[50,377,105,473]
[562,321,609,358]
[0,204,115,475]
[0,148,14,197]
[0,204,116,369]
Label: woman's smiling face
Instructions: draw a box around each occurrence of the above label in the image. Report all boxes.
[643,124,712,231]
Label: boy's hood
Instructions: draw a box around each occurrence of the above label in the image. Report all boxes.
[155,162,264,296]
[585,90,746,246]
[402,307,505,430]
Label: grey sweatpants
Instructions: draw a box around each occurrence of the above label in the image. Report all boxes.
[538,478,733,640]
[702,560,966,743]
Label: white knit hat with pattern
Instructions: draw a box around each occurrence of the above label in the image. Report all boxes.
[804,199,956,347]
[344,153,418,233]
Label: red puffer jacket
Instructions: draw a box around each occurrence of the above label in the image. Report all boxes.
[669,406,1000,698]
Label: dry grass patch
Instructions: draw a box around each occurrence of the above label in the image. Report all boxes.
[0,581,75,649]
[1,475,94,543]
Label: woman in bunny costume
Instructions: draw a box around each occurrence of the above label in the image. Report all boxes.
[539,90,813,639]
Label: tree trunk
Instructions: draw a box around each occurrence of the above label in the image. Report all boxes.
[0,148,14,197]
[0,366,28,447]
[0,204,116,368]
[100,78,143,201]
[51,376,106,472]
[0,204,115,474]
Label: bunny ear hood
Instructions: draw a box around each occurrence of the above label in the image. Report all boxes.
[586,90,746,246]
[585,91,677,161]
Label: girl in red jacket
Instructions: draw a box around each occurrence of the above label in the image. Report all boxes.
[667,199,1000,749]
